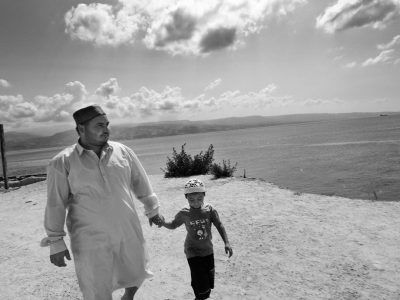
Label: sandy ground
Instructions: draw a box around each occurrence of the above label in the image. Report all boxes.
[1,174,400,300]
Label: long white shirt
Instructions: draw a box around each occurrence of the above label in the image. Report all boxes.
[41,141,159,255]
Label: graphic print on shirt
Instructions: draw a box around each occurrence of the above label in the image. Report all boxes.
[189,219,208,240]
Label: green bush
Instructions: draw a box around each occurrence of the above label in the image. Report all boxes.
[162,143,215,178]
[210,159,237,179]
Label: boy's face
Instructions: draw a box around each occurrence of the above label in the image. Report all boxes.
[185,192,205,209]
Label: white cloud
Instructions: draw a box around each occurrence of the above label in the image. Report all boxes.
[362,49,394,66]
[65,3,143,46]
[204,78,222,91]
[373,98,389,103]
[1,79,302,125]
[0,82,88,123]
[0,111,13,122]
[357,34,400,67]
[96,78,120,98]
[142,0,307,55]
[65,81,87,102]
[65,0,307,55]
[344,61,357,68]
[2,78,347,126]
[104,85,186,118]
[91,82,284,119]
[316,0,400,33]
[32,95,74,122]
[0,94,24,111]
[10,102,37,119]
[260,83,277,94]
[0,79,11,88]
[0,95,37,123]
[333,55,344,61]
[33,82,87,122]
[192,85,286,113]
[302,98,344,106]
[378,34,400,50]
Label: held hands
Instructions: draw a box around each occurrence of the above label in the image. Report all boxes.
[50,249,71,267]
[225,243,233,257]
[149,214,165,227]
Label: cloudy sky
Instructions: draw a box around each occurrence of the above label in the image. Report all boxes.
[1,0,399,133]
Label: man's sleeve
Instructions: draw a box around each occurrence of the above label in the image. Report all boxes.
[127,149,160,218]
[40,157,70,254]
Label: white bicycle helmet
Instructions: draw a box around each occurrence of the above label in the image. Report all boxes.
[184,179,206,194]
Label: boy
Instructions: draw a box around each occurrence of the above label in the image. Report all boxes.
[160,178,233,300]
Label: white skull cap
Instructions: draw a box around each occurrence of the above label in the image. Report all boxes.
[184,178,206,194]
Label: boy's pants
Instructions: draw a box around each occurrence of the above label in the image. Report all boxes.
[187,254,215,300]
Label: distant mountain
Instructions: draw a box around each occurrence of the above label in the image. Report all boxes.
[4,132,42,143]
[4,112,398,151]
[4,132,47,150]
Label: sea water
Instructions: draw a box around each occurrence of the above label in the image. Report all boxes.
[4,115,400,201]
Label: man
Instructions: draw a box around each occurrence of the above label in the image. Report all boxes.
[41,105,164,300]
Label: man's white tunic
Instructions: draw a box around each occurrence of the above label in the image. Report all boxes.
[41,141,159,299]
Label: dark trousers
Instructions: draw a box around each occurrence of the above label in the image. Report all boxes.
[187,254,215,300]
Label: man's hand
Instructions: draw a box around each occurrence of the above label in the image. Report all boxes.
[50,249,71,267]
[225,243,233,258]
[149,214,165,227]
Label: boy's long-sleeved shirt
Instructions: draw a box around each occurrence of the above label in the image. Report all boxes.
[41,141,160,254]
[171,204,222,258]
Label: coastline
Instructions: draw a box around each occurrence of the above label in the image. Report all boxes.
[0,171,396,202]
[1,175,399,299]
[0,171,394,202]
[4,115,400,201]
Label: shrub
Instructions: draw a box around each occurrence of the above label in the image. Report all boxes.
[210,159,237,179]
[191,145,214,175]
[162,143,214,178]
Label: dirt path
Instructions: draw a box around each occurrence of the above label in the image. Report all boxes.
[1,175,399,299]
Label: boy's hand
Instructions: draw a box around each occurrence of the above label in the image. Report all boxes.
[50,249,71,267]
[225,243,233,257]
[149,214,165,227]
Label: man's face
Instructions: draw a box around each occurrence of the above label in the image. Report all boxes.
[80,115,110,146]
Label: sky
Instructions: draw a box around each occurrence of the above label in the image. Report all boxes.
[0,0,399,134]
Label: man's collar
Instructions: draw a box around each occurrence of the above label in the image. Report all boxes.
[103,142,113,154]
[76,139,113,156]
[76,141,85,155]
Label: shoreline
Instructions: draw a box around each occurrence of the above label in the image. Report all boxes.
[0,172,389,202]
